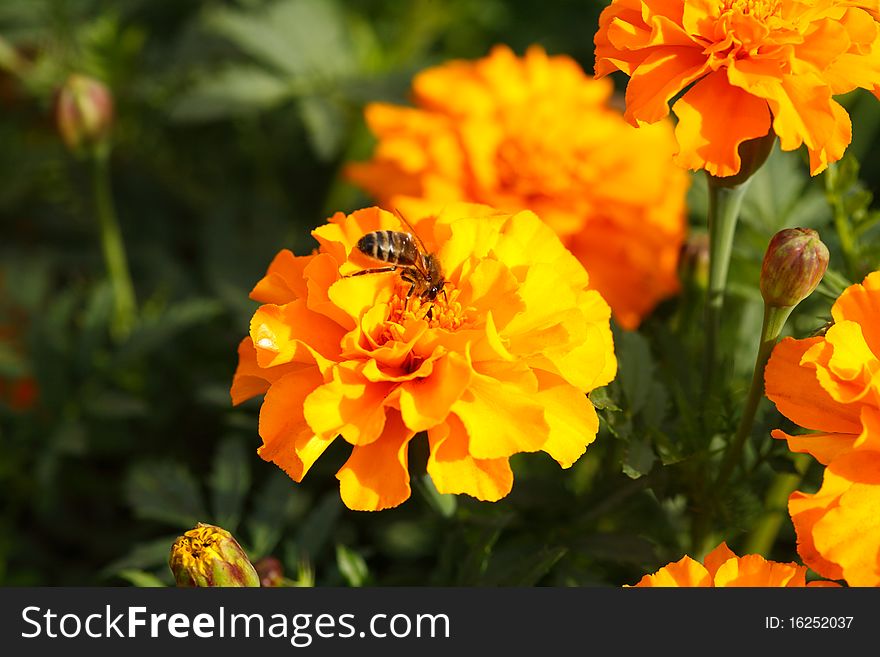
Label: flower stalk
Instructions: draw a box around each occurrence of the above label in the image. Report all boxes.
[717,227,829,488]
[92,150,136,338]
[702,178,750,391]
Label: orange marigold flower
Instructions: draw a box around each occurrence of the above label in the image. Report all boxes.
[629,542,833,586]
[765,271,880,586]
[594,0,880,177]
[231,204,617,511]
[345,44,688,330]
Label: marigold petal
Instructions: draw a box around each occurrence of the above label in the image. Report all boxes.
[257,368,330,482]
[764,336,863,435]
[702,541,737,579]
[303,365,394,445]
[230,337,270,405]
[831,270,880,355]
[336,411,414,511]
[714,554,807,587]
[672,70,773,177]
[623,47,709,125]
[250,249,308,304]
[630,555,712,587]
[250,301,343,372]
[533,371,600,468]
[793,449,880,586]
[398,352,472,432]
[771,428,859,466]
[451,371,548,460]
[427,415,513,501]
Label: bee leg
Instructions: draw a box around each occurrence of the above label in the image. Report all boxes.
[400,273,417,306]
[346,266,398,278]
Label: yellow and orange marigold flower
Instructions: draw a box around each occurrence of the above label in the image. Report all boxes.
[594,0,880,177]
[630,542,833,586]
[231,204,617,511]
[346,44,688,330]
[765,271,880,587]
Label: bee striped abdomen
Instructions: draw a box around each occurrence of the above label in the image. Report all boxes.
[357,230,420,266]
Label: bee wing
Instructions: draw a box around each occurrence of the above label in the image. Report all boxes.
[392,208,431,257]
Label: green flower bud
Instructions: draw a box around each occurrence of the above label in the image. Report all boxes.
[760,227,830,308]
[169,523,259,587]
[55,74,114,155]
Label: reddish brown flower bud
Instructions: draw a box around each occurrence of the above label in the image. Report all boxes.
[760,228,830,308]
[169,523,259,587]
[55,74,114,154]
[253,556,285,587]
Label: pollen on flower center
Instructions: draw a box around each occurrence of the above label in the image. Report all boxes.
[385,282,465,332]
[720,0,780,20]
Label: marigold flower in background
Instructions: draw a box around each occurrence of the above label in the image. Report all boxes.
[345,45,688,330]
[630,542,835,586]
[765,271,880,587]
[594,0,880,177]
[231,204,616,511]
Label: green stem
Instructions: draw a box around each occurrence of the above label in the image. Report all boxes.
[93,150,136,337]
[825,163,857,277]
[716,303,793,489]
[703,179,751,392]
[743,453,810,556]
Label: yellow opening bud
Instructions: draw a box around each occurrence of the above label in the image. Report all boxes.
[760,227,830,309]
[168,523,260,587]
[55,73,114,155]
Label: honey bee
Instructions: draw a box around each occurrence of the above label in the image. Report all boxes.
[348,209,447,311]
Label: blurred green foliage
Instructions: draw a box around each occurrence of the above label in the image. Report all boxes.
[1,0,878,586]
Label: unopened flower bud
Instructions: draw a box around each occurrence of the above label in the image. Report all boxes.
[169,523,259,587]
[253,556,285,587]
[679,231,710,290]
[760,228,829,308]
[55,74,114,154]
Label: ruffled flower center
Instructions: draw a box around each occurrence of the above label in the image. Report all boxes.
[383,281,465,335]
[703,0,786,62]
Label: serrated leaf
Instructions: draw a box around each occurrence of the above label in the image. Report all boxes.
[622,436,656,479]
[641,381,668,428]
[169,67,291,122]
[588,386,620,412]
[117,569,167,588]
[617,330,654,416]
[101,535,181,577]
[493,546,568,586]
[296,492,343,561]
[125,462,207,528]
[336,544,369,587]
[246,470,307,558]
[299,95,347,160]
[205,0,355,79]
[210,436,251,532]
[115,298,223,363]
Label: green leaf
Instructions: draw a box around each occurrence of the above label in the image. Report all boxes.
[299,95,348,160]
[622,436,656,479]
[335,544,369,587]
[588,386,620,412]
[101,535,181,578]
[246,470,308,559]
[616,330,654,416]
[125,462,207,528]
[210,436,251,532]
[117,569,167,588]
[491,546,568,586]
[416,473,457,518]
[205,0,355,79]
[295,492,343,561]
[169,67,291,122]
[114,298,223,363]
